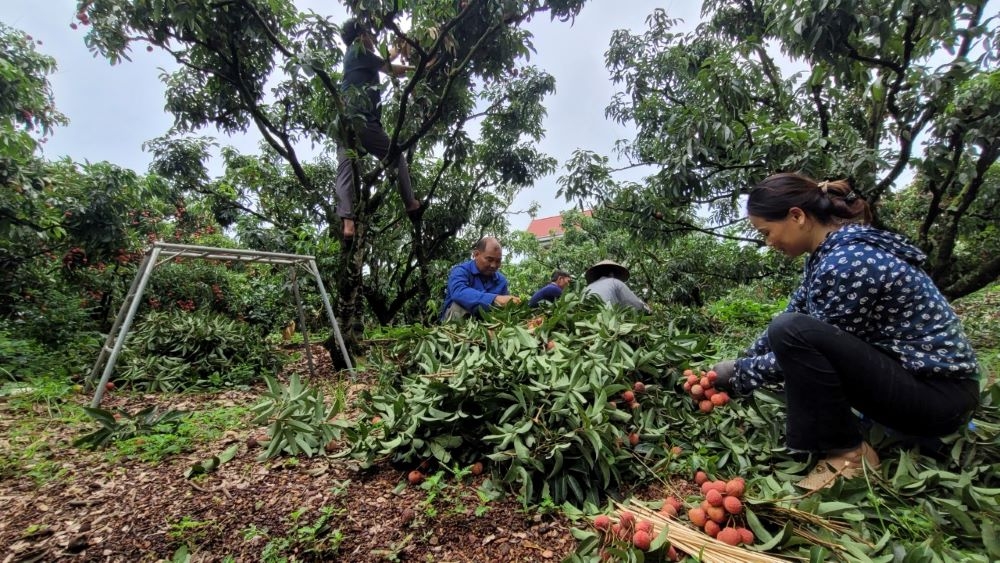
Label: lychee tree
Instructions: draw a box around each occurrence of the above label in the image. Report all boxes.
[560,0,1000,300]
[75,0,589,349]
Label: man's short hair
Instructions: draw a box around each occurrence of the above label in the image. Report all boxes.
[340,18,369,45]
[473,237,501,253]
[551,269,572,282]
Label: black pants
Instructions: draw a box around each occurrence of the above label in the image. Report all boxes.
[770,313,980,453]
[335,119,415,219]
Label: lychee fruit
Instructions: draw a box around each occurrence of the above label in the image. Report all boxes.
[665,496,683,513]
[699,400,714,413]
[407,470,424,485]
[617,510,636,529]
[659,503,677,517]
[738,527,754,545]
[687,507,707,528]
[717,527,741,546]
[694,470,709,485]
[724,477,745,498]
[706,505,726,524]
[594,514,611,530]
[470,461,484,475]
[633,381,646,394]
[705,489,724,507]
[632,530,652,551]
[704,519,721,538]
[636,520,653,534]
[723,495,743,515]
[622,390,635,402]
[629,432,640,446]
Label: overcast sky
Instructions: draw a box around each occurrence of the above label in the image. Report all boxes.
[2,1,701,231]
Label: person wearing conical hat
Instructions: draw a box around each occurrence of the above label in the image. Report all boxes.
[582,260,650,313]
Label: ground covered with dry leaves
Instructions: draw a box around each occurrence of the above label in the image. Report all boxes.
[0,347,581,562]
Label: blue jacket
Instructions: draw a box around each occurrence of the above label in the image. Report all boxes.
[440,260,510,320]
[529,283,562,307]
[731,224,979,395]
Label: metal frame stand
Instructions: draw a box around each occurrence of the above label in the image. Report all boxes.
[88,242,353,407]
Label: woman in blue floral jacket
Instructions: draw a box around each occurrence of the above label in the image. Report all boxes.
[714,172,980,490]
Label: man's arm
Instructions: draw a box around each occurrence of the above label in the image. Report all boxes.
[383,62,414,76]
[529,284,560,307]
[613,280,650,312]
[383,42,415,76]
[491,275,520,306]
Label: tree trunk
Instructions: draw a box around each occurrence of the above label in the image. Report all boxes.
[322,227,366,371]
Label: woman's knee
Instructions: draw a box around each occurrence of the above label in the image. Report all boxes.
[767,312,814,350]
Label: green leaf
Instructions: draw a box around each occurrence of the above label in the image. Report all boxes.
[983,518,1000,558]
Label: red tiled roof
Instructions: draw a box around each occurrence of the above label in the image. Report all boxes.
[525,210,592,239]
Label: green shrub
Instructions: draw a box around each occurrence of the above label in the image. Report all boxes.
[707,291,787,328]
[0,326,98,382]
[345,294,709,506]
[118,310,285,391]
[0,329,50,381]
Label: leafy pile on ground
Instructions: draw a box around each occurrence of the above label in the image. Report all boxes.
[344,295,708,505]
[341,297,1000,561]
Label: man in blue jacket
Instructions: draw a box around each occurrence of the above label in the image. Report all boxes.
[441,237,521,321]
[529,269,573,307]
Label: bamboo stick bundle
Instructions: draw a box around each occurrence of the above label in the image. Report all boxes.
[614,501,793,563]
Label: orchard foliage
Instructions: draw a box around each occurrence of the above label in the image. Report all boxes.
[562,1,1000,299]
[503,209,800,313]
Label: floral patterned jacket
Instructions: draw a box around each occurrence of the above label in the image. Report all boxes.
[730,224,979,395]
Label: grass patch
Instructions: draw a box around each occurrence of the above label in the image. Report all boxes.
[0,423,72,484]
[953,283,1000,384]
[111,404,252,463]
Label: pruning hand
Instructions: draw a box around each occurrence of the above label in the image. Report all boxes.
[494,295,521,307]
[712,359,737,392]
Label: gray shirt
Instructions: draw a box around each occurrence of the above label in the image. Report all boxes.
[583,277,650,312]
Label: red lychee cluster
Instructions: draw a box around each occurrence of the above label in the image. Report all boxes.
[681,368,729,413]
[592,510,680,560]
[614,380,646,411]
[686,472,754,546]
[62,247,88,270]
